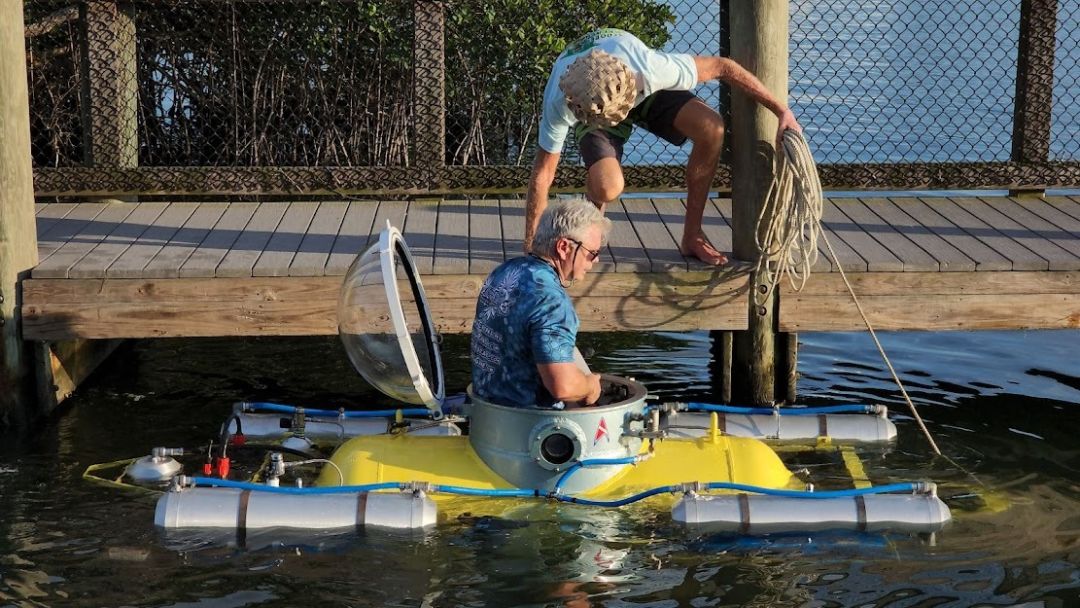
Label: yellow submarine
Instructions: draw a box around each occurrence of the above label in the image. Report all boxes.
[107,225,952,536]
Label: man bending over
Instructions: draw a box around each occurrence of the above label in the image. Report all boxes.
[524,28,802,266]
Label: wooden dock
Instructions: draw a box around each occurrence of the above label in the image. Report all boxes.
[22,194,1080,340]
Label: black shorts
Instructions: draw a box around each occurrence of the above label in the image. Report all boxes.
[576,89,697,168]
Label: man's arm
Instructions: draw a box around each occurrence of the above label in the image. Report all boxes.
[693,56,802,145]
[524,148,561,253]
[537,362,602,406]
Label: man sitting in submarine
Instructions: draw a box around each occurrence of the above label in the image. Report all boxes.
[471,198,609,409]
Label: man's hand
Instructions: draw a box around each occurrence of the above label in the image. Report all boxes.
[585,373,603,406]
[538,364,603,406]
[775,108,803,151]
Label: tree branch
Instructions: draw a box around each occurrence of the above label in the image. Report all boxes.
[25,6,78,39]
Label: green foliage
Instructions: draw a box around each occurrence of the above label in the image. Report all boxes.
[133,1,416,166]
[26,0,676,169]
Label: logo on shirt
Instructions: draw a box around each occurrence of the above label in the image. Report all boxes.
[564,28,629,57]
[593,418,610,446]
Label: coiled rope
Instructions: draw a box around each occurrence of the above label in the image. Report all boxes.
[755,129,824,301]
[756,129,941,456]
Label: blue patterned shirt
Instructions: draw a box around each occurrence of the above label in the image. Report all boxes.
[471,256,579,408]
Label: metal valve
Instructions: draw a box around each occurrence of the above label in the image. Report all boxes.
[126,447,185,483]
[266,452,286,487]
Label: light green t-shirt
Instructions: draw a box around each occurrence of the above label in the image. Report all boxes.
[538,29,698,154]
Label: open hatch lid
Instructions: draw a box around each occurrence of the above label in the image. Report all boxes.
[338,222,445,411]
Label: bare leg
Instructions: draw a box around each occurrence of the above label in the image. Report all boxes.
[586,156,623,214]
[673,98,728,265]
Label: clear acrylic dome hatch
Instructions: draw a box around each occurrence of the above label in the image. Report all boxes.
[338,223,444,411]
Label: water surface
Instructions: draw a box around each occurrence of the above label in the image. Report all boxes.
[1,329,1078,607]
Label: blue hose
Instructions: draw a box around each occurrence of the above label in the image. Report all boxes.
[243,402,432,419]
[681,403,877,416]
[433,485,541,498]
[190,477,540,498]
[703,482,920,498]
[553,482,923,507]
[190,477,403,494]
[189,477,922,504]
[553,457,640,493]
[554,485,675,507]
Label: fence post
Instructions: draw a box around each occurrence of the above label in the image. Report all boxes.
[80,1,138,171]
[413,0,446,191]
[730,0,787,406]
[1011,0,1057,197]
[1,0,40,428]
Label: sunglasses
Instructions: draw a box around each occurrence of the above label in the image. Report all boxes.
[568,238,602,262]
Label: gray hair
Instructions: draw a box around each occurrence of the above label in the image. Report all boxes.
[532,198,612,257]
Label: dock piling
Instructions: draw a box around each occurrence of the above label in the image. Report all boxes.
[1,0,40,427]
[730,0,788,405]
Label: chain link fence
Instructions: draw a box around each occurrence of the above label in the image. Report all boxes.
[792,0,1019,164]
[23,0,1080,195]
[25,1,83,168]
[1054,0,1079,160]
[27,0,415,168]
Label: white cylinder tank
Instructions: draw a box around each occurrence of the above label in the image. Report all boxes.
[664,412,896,442]
[155,488,437,530]
[672,493,951,532]
[224,412,461,441]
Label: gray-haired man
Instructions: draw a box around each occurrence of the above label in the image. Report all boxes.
[472,198,610,409]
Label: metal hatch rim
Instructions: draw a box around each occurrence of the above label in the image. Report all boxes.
[378,222,445,411]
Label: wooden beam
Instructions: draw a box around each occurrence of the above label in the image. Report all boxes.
[708,330,733,404]
[1,0,38,427]
[21,272,751,340]
[784,271,1079,297]
[25,300,339,339]
[23,271,750,303]
[22,281,1080,338]
[779,332,797,405]
[34,339,122,412]
[23,269,1080,338]
[781,293,1080,332]
[23,294,750,339]
[730,0,787,405]
[781,271,1080,331]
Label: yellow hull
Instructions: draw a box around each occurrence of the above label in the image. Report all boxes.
[320,433,798,516]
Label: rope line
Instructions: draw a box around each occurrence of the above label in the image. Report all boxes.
[757,130,941,456]
[818,231,941,455]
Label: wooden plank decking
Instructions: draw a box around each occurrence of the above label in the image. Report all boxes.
[21,195,1080,339]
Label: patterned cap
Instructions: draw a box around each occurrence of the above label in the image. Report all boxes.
[559,50,636,128]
